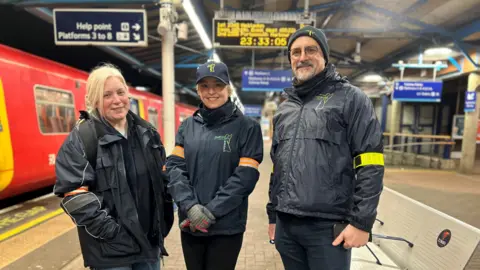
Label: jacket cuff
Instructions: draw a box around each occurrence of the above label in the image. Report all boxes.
[266,206,276,224]
[182,200,198,214]
[348,215,374,232]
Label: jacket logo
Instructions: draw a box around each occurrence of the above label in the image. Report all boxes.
[208,63,215,72]
[315,93,333,110]
[214,134,232,152]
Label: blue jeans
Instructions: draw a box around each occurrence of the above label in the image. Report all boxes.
[94,259,160,270]
[275,212,351,270]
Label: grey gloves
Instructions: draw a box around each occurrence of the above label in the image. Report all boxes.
[180,204,216,233]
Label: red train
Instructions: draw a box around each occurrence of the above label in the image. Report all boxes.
[0,44,197,200]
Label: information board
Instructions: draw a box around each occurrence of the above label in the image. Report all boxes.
[392,81,443,102]
[243,105,263,117]
[53,8,148,47]
[242,69,293,91]
[464,91,476,113]
[213,20,314,48]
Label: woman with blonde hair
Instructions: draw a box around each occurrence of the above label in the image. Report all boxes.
[166,60,263,270]
[54,63,173,270]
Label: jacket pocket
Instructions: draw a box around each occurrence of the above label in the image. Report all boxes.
[99,225,141,257]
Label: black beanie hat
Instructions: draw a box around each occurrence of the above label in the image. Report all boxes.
[287,26,329,64]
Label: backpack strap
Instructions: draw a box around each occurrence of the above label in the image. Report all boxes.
[77,110,102,170]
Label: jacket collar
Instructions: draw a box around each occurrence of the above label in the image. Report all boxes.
[193,98,238,126]
[285,63,347,103]
[94,110,151,146]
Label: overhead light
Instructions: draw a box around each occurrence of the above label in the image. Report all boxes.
[213,52,221,63]
[182,0,212,49]
[363,74,383,82]
[424,47,452,56]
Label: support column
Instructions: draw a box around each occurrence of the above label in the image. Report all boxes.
[388,100,401,150]
[160,0,176,155]
[459,73,480,174]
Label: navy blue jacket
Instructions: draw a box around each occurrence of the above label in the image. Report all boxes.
[267,64,384,232]
[166,100,263,236]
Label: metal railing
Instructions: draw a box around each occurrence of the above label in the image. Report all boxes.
[383,132,455,159]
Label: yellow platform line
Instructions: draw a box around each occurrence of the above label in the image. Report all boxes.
[0,208,64,242]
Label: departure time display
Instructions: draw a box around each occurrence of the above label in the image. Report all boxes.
[213,19,313,48]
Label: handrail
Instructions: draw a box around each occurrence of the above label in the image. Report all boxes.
[383,132,452,140]
[384,141,455,149]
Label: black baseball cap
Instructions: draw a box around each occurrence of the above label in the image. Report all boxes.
[196,61,231,85]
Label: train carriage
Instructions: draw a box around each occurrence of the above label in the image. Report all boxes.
[0,44,196,200]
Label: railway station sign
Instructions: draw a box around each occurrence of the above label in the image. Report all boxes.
[213,11,315,48]
[464,91,476,113]
[243,105,263,117]
[242,69,293,92]
[392,81,443,102]
[53,8,148,47]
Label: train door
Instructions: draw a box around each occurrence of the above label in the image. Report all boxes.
[147,100,164,140]
[400,103,447,154]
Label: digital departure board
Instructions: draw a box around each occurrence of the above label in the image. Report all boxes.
[213,19,315,49]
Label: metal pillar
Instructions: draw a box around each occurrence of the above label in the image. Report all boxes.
[459,73,480,174]
[159,0,177,155]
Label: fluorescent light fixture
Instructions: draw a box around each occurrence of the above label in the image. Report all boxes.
[424,47,452,56]
[182,0,212,49]
[213,52,221,62]
[363,74,383,82]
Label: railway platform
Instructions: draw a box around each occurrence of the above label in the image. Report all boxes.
[1,141,480,270]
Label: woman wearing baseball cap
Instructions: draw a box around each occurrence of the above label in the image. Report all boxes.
[165,60,264,270]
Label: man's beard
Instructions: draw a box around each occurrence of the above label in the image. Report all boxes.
[294,61,316,83]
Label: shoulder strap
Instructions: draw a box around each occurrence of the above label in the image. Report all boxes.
[78,120,98,170]
[77,110,101,170]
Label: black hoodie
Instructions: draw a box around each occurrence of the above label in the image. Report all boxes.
[166,99,264,236]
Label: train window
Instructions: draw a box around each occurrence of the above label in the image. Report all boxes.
[148,107,159,129]
[34,86,76,134]
[130,98,139,115]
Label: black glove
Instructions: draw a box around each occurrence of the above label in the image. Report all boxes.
[187,204,216,233]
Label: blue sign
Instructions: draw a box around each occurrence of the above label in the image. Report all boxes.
[465,91,476,112]
[392,81,443,102]
[244,105,263,117]
[242,69,293,91]
[53,8,147,47]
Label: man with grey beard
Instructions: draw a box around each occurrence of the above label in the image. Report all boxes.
[266,26,384,270]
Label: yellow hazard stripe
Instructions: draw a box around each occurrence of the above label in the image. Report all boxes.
[354,152,384,169]
[0,208,64,242]
[138,99,145,119]
[0,78,14,193]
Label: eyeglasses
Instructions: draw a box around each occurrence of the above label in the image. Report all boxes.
[289,46,320,59]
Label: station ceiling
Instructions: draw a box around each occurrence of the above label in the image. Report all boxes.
[1,0,479,107]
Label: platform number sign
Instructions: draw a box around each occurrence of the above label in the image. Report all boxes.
[49,154,56,166]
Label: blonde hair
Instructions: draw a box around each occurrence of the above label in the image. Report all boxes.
[85,63,128,116]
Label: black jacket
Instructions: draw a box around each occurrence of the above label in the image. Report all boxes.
[166,100,263,236]
[54,111,174,269]
[266,64,384,232]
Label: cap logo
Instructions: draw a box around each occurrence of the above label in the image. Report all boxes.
[307,30,313,36]
[208,63,216,72]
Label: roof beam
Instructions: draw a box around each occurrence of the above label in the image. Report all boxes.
[23,6,199,98]
[14,0,158,6]
[455,19,480,40]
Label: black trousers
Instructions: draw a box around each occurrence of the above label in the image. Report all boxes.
[275,212,351,270]
[180,231,243,270]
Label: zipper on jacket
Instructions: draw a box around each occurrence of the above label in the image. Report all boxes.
[285,104,304,193]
